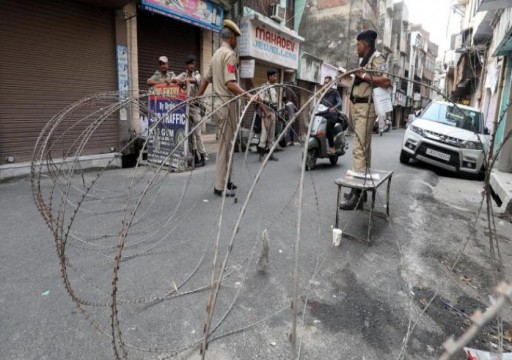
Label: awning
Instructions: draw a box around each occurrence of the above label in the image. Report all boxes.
[140,0,224,32]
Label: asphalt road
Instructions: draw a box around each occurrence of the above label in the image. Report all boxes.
[1,129,511,360]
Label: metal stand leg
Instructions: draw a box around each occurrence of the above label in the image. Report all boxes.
[335,185,341,228]
[386,176,392,217]
[367,190,376,243]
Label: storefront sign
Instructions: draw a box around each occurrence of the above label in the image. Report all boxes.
[320,62,338,83]
[297,52,322,84]
[141,0,223,32]
[394,92,406,107]
[240,59,255,78]
[116,45,130,121]
[147,85,189,169]
[239,17,301,70]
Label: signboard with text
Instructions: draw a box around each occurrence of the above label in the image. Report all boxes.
[239,17,300,70]
[116,44,129,121]
[141,0,223,32]
[240,59,255,78]
[148,85,189,169]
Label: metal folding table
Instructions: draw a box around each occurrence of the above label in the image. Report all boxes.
[334,169,394,244]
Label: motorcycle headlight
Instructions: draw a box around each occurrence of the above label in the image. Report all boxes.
[463,141,483,150]
[409,125,424,137]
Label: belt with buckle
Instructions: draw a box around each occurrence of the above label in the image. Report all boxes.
[351,97,370,104]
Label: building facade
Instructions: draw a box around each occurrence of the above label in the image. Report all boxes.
[0,0,227,176]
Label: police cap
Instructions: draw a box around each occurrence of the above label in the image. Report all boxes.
[356,30,378,41]
[185,55,196,64]
[223,19,241,36]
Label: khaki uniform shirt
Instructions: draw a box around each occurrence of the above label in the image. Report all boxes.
[204,42,238,99]
[148,70,176,93]
[176,70,201,98]
[351,51,387,99]
[148,70,176,84]
[261,82,278,106]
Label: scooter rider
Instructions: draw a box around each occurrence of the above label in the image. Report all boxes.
[321,76,342,155]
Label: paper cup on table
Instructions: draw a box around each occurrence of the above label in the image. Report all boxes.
[332,228,342,247]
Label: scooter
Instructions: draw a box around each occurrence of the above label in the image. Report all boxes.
[306,104,348,170]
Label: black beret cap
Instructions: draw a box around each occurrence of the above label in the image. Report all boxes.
[356,30,378,41]
[185,55,196,64]
[267,68,277,76]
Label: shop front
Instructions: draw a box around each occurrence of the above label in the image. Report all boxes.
[238,15,304,128]
[0,0,124,166]
[137,0,224,92]
[393,91,407,128]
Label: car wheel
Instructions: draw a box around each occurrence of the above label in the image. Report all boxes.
[399,150,410,164]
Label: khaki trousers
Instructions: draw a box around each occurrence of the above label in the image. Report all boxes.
[214,101,237,190]
[189,105,206,154]
[259,112,276,149]
[350,103,377,172]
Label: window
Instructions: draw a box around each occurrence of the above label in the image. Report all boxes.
[422,102,484,133]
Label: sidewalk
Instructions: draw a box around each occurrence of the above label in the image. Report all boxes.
[490,169,512,213]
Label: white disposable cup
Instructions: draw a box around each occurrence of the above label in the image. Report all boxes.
[332,228,342,247]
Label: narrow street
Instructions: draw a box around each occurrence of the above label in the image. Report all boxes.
[1,129,511,360]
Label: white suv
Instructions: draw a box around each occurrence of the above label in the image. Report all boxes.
[400,101,489,176]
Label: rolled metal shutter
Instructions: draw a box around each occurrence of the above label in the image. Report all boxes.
[0,0,118,164]
[137,12,200,92]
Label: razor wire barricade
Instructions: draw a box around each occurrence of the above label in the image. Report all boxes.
[30,70,512,360]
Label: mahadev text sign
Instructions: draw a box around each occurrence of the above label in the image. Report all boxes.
[239,17,300,70]
[141,0,223,32]
[148,84,189,169]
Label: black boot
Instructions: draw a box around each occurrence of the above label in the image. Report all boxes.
[344,190,367,202]
[339,189,363,210]
[258,147,265,162]
[196,153,205,167]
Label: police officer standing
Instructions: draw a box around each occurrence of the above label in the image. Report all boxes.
[197,20,264,197]
[147,56,176,90]
[339,30,391,210]
[176,55,206,167]
[257,69,279,162]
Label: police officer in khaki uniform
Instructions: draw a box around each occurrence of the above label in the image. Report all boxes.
[176,55,206,167]
[147,56,177,91]
[198,20,264,197]
[340,30,391,210]
[257,69,279,162]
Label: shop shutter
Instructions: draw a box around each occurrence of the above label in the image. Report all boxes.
[137,12,200,92]
[0,0,118,164]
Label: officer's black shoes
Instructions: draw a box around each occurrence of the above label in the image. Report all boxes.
[268,154,279,161]
[227,182,237,190]
[214,187,235,197]
[258,147,265,162]
[339,189,364,210]
[196,153,205,167]
[343,190,367,201]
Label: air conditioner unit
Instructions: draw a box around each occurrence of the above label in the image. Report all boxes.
[270,4,285,23]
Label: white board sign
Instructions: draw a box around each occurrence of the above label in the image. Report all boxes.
[240,59,255,78]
